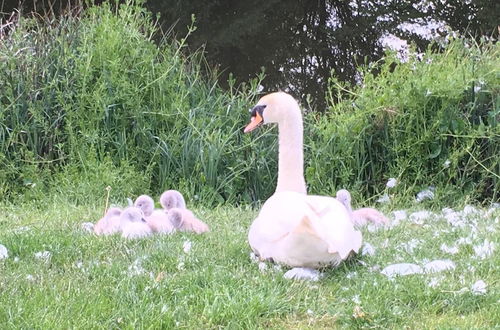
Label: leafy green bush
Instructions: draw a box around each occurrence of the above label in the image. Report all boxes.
[0,0,275,205]
[306,38,499,205]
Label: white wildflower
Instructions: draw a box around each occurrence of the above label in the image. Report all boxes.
[362,243,376,256]
[352,294,361,304]
[249,252,259,263]
[176,261,185,271]
[81,222,94,233]
[377,193,391,204]
[386,178,397,188]
[473,240,495,259]
[0,244,8,260]
[443,159,451,168]
[13,257,19,262]
[75,261,84,269]
[183,240,192,253]
[306,309,314,315]
[258,262,268,272]
[161,305,168,314]
[416,187,435,202]
[471,280,487,295]
[381,263,423,278]
[284,267,322,281]
[26,275,35,282]
[34,251,51,262]
[424,259,456,273]
[440,243,459,254]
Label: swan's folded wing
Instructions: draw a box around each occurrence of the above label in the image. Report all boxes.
[305,195,362,259]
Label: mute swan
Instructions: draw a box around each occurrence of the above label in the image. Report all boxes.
[160,190,187,210]
[134,195,155,217]
[244,92,362,268]
[121,207,152,239]
[336,189,389,227]
[168,208,210,234]
[94,207,122,235]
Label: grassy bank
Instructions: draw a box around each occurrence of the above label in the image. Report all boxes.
[0,196,498,328]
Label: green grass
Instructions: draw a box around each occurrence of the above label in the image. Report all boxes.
[0,196,498,328]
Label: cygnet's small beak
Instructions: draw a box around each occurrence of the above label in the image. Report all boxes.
[244,112,263,133]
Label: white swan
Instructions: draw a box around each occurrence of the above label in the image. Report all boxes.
[336,189,389,227]
[244,92,362,268]
[121,207,152,239]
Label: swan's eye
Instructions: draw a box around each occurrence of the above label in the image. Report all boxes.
[250,105,266,119]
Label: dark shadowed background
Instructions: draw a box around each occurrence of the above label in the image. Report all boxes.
[2,0,498,109]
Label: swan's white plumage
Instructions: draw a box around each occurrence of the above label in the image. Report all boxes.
[245,92,362,268]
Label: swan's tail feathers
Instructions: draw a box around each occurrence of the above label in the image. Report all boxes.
[351,207,389,227]
[327,228,362,260]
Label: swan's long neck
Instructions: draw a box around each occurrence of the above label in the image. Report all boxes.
[276,107,307,194]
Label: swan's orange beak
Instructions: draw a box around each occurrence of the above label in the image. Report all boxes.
[244,112,263,133]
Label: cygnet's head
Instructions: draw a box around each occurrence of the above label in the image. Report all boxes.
[244,92,301,133]
[336,189,352,211]
[160,190,186,210]
[134,195,154,216]
[121,207,146,223]
[105,207,122,218]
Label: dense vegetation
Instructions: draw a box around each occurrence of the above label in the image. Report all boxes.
[0,1,498,207]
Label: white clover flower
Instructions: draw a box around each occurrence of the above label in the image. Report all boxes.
[471,280,487,295]
[0,244,8,260]
[377,193,390,204]
[443,159,451,168]
[183,240,192,253]
[81,222,94,233]
[386,178,397,188]
[416,187,435,202]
